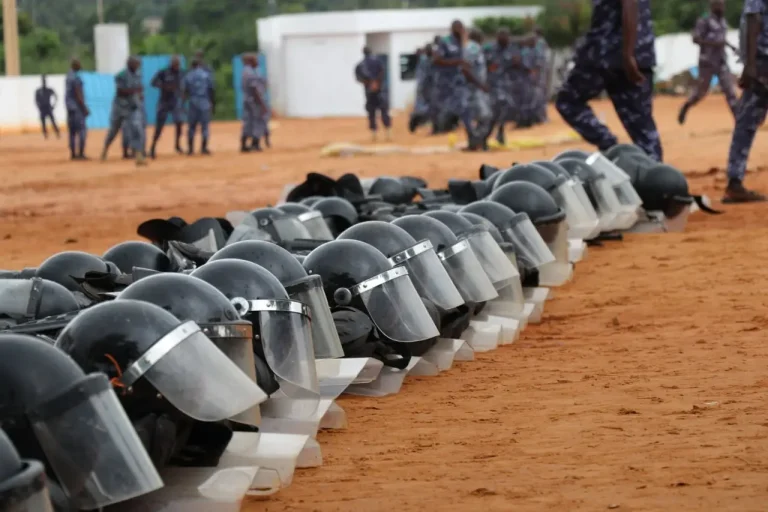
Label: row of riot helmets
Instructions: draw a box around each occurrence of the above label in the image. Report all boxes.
[0,143,715,510]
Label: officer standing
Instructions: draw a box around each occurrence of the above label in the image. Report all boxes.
[533,27,550,124]
[723,0,768,203]
[35,75,60,139]
[517,36,540,128]
[465,29,492,146]
[101,56,147,165]
[678,0,739,125]
[240,53,269,152]
[183,58,215,155]
[149,55,185,158]
[487,28,518,145]
[64,58,89,160]
[408,45,435,133]
[121,89,145,159]
[355,47,392,141]
[555,0,662,161]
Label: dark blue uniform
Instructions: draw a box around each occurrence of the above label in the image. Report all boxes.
[555,0,662,161]
[355,55,391,133]
[35,86,59,138]
[65,71,87,158]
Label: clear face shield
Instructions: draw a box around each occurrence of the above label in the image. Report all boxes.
[437,240,499,303]
[231,298,320,419]
[586,175,624,232]
[224,212,272,245]
[118,321,268,422]
[662,200,693,232]
[350,266,440,342]
[284,275,344,359]
[0,278,46,322]
[500,213,556,272]
[0,460,55,512]
[484,242,526,317]
[462,227,519,290]
[585,154,640,230]
[568,178,602,240]
[200,321,262,427]
[534,218,571,287]
[388,240,465,311]
[262,215,313,242]
[28,373,163,510]
[549,177,600,241]
[296,211,335,241]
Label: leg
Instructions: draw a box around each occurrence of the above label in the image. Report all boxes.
[187,107,198,154]
[172,102,185,152]
[40,112,48,138]
[49,113,60,137]
[151,108,169,157]
[379,92,392,140]
[101,112,124,160]
[724,87,768,202]
[121,119,132,158]
[718,66,739,118]
[241,107,253,152]
[555,65,614,150]
[365,92,378,138]
[200,108,211,155]
[678,66,715,124]
[66,111,78,158]
[78,119,87,158]
[605,69,663,161]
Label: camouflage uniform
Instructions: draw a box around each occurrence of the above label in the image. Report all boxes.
[241,64,268,140]
[555,0,662,161]
[682,13,737,118]
[409,54,434,131]
[152,67,185,127]
[433,34,473,136]
[355,55,391,132]
[103,68,144,156]
[534,37,550,123]
[487,41,517,142]
[464,40,492,135]
[183,66,214,151]
[65,70,87,157]
[517,44,540,127]
[727,0,768,182]
[122,93,146,155]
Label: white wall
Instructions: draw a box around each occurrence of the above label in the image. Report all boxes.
[655,30,742,81]
[94,24,130,75]
[284,33,366,117]
[0,75,66,132]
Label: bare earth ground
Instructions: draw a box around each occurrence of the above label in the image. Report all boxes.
[3,96,768,511]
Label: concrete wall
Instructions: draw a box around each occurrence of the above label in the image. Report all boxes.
[0,75,66,132]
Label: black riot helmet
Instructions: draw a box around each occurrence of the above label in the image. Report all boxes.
[210,240,344,359]
[249,207,312,243]
[299,196,324,207]
[368,177,416,204]
[553,149,590,162]
[192,259,319,417]
[493,163,558,191]
[634,164,694,218]
[0,333,163,510]
[0,278,79,327]
[35,251,112,293]
[0,427,54,512]
[312,197,358,237]
[303,239,439,343]
[338,221,464,311]
[277,203,335,241]
[557,157,625,232]
[459,212,504,243]
[103,241,174,274]
[392,215,498,303]
[423,210,519,291]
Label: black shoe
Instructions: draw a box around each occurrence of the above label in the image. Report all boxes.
[187,149,194,156]
[240,146,251,153]
[678,104,689,125]
[175,145,183,155]
[149,147,156,159]
[408,116,418,133]
[722,179,767,203]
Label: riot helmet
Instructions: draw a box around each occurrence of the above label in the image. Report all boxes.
[312,197,358,237]
[0,278,79,328]
[249,207,313,243]
[103,241,175,274]
[557,157,624,232]
[460,201,555,273]
[303,240,439,343]
[0,333,163,509]
[490,182,571,286]
[116,276,268,424]
[277,203,335,241]
[422,210,519,291]
[541,159,602,239]
[35,251,112,295]
[299,196,324,207]
[553,149,590,161]
[210,241,344,359]
[0,428,54,512]
[337,221,465,311]
[391,215,498,303]
[585,152,642,229]
[368,177,417,204]
[633,164,695,232]
[191,259,319,418]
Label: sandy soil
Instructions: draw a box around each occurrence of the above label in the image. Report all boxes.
[3,96,768,511]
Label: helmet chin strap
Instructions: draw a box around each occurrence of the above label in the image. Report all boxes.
[691,195,723,215]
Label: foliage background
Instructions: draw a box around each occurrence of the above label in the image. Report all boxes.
[0,0,742,119]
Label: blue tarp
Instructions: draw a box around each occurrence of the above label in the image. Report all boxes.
[79,72,114,130]
[231,53,268,120]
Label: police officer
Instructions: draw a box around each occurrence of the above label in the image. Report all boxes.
[121,90,146,159]
[183,58,215,155]
[487,28,518,145]
[241,53,269,152]
[65,58,89,160]
[149,54,185,158]
[465,29,492,147]
[517,36,539,128]
[355,46,392,141]
[678,0,739,125]
[409,44,435,133]
[723,0,768,203]
[35,74,60,139]
[101,56,147,166]
[555,0,662,162]
[533,27,550,124]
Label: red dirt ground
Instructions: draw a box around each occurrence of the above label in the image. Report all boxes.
[3,96,768,511]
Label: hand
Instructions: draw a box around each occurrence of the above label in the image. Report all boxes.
[369,80,380,92]
[623,54,645,85]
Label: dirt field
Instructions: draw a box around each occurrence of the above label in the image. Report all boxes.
[3,96,768,511]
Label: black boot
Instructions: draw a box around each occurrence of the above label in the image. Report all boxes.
[187,135,194,155]
[264,132,271,148]
[678,103,690,125]
[201,138,211,155]
[240,136,251,153]
[250,138,262,152]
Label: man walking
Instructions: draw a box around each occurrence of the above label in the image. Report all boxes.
[183,59,215,155]
[101,56,147,165]
[149,55,185,158]
[65,59,88,160]
[240,53,269,152]
[679,0,739,125]
[555,0,662,161]
[35,75,60,139]
[355,47,392,141]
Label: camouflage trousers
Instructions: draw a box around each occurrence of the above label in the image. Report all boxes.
[104,107,143,152]
[726,59,768,181]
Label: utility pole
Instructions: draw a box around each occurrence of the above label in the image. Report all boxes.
[97,0,104,23]
[2,0,21,76]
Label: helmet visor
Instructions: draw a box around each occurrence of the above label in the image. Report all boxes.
[551,181,599,240]
[464,229,519,289]
[297,211,335,241]
[285,275,344,359]
[273,217,312,241]
[613,180,643,208]
[664,203,692,233]
[226,223,272,246]
[588,177,623,231]
[501,213,555,271]
[485,276,526,317]
[352,266,440,342]
[29,374,163,510]
[438,240,499,303]
[388,240,465,311]
[0,279,37,320]
[535,220,572,287]
[569,179,602,239]
[202,321,262,427]
[123,321,268,422]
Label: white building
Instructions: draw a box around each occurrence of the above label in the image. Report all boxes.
[257,6,541,118]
